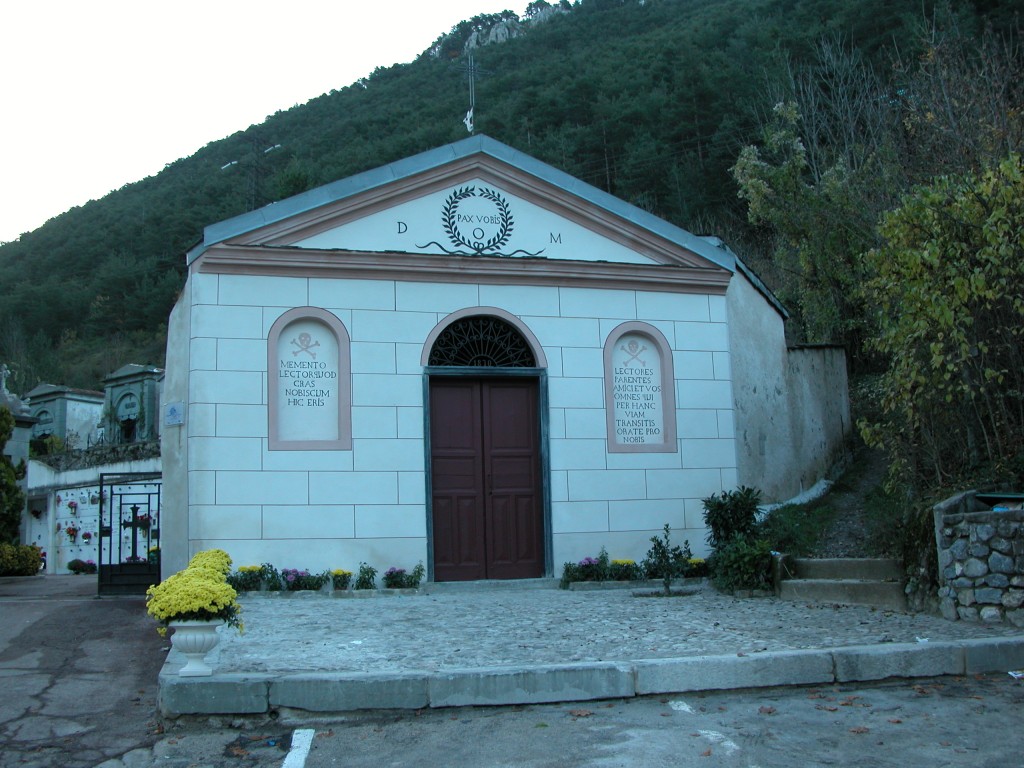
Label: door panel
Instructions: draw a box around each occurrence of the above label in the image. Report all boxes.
[430,378,543,581]
[430,382,487,581]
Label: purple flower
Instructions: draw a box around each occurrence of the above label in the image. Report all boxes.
[579,557,598,566]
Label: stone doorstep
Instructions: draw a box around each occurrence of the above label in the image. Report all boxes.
[157,637,1024,717]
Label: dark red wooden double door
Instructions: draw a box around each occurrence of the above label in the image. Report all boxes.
[430,378,544,581]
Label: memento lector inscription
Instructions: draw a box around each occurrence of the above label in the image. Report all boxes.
[611,333,665,445]
[276,320,339,441]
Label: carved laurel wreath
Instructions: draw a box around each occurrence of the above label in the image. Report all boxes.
[442,185,514,255]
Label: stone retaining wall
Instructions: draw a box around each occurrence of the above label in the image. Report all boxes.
[934,491,1024,626]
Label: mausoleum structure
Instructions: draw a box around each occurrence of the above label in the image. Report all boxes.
[24,383,104,449]
[101,364,164,444]
[161,136,850,580]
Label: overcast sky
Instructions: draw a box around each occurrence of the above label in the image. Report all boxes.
[0,0,527,243]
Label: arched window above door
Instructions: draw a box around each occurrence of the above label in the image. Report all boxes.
[423,307,547,369]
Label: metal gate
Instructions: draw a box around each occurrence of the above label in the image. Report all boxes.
[98,473,161,595]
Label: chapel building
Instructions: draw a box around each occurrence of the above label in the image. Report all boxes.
[160,136,849,580]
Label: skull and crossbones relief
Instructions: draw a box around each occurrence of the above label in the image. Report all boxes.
[620,339,647,367]
[291,332,320,358]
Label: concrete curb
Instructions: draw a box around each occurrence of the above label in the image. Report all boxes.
[157,636,1024,716]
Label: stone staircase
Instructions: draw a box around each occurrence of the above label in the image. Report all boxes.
[776,557,907,612]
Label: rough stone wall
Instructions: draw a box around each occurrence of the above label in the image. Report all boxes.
[934,493,1024,627]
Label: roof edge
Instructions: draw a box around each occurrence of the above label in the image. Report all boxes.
[187,136,736,274]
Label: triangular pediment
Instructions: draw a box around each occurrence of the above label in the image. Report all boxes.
[192,137,735,277]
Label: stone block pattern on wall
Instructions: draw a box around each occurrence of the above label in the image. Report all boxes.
[936,500,1024,627]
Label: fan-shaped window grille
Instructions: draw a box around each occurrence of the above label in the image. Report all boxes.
[428,316,536,367]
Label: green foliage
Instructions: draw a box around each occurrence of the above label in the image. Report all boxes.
[382,563,425,589]
[702,486,762,550]
[282,568,329,591]
[258,563,284,592]
[860,154,1024,490]
[0,543,42,576]
[3,0,997,389]
[0,407,27,544]
[354,562,378,590]
[642,524,692,594]
[708,538,774,592]
[756,503,835,556]
[608,558,643,581]
[226,566,263,592]
[559,547,645,587]
[67,558,97,575]
[29,434,64,458]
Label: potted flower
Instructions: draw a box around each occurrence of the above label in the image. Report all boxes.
[81,531,93,544]
[67,558,97,575]
[330,568,352,591]
[30,508,43,520]
[281,568,329,591]
[64,523,79,542]
[145,549,242,677]
[382,563,425,589]
[67,500,78,515]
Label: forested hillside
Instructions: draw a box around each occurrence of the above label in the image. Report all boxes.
[0,0,1015,398]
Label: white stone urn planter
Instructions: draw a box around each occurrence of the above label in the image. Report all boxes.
[169,620,222,676]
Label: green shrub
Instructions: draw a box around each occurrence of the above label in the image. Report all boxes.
[708,538,773,592]
[0,543,43,576]
[685,558,708,578]
[354,562,377,590]
[703,487,762,549]
[259,563,284,591]
[642,524,692,595]
[756,503,834,556]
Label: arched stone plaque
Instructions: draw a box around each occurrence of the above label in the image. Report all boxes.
[604,322,677,453]
[268,307,351,450]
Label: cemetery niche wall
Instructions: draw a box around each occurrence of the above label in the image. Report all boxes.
[160,135,850,580]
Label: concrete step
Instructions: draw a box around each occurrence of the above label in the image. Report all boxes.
[787,558,903,581]
[778,578,907,612]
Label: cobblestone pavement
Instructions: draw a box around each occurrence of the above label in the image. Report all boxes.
[214,583,1023,675]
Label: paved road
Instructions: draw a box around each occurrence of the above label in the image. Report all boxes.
[4,576,1023,768]
[105,674,1024,767]
[0,576,166,768]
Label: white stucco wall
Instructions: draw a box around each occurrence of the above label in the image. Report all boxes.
[26,456,162,573]
[160,288,191,577]
[171,269,737,575]
[727,271,850,502]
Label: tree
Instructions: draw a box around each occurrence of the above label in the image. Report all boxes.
[0,406,27,544]
[860,154,1024,489]
[731,34,915,363]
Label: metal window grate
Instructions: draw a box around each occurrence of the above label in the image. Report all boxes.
[428,316,536,367]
